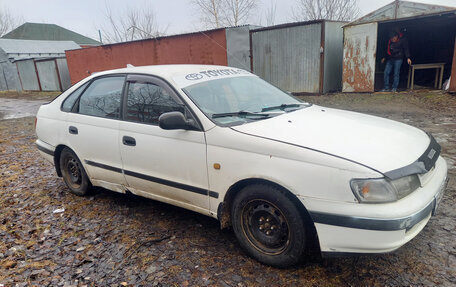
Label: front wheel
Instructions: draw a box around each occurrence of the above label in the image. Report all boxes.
[231,184,307,268]
[59,148,92,196]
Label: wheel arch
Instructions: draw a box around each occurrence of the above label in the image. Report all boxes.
[53,144,84,178]
[53,144,70,177]
[218,178,319,246]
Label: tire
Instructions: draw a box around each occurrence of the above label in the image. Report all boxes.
[59,148,92,196]
[231,184,307,268]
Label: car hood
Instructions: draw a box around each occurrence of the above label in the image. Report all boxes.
[231,105,430,173]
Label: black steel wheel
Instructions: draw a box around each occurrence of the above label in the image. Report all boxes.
[232,184,307,267]
[241,199,290,255]
[59,148,91,196]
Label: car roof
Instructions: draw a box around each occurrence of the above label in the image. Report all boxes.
[92,64,247,79]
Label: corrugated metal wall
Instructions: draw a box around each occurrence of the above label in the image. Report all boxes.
[226,26,251,70]
[342,23,378,92]
[0,62,21,91]
[251,23,322,93]
[0,49,21,91]
[323,22,345,93]
[16,57,73,91]
[35,60,61,91]
[66,29,229,84]
[56,58,71,90]
[16,60,40,91]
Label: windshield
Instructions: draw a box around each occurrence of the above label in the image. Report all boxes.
[183,76,307,126]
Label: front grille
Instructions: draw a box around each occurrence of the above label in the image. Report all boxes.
[418,134,441,172]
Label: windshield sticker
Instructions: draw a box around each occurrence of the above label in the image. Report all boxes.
[174,68,254,88]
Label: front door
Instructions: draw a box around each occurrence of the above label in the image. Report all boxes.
[118,75,210,213]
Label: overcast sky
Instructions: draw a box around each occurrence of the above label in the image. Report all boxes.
[1,0,455,41]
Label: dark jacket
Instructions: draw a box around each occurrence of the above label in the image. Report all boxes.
[388,37,411,60]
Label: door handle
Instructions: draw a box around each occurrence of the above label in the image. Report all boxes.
[69,126,78,135]
[122,136,136,146]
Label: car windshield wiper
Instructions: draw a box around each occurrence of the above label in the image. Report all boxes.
[212,111,273,119]
[261,103,311,112]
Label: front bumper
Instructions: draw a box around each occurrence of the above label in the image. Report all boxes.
[302,156,448,254]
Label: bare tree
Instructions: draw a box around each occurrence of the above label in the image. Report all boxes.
[292,0,360,22]
[192,0,258,28]
[192,0,224,28]
[100,3,166,44]
[0,7,22,37]
[264,0,277,26]
[223,0,257,26]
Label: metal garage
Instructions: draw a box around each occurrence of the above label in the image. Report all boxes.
[65,26,257,85]
[342,0,456,92]
[250,20,346,94]
[0,39,79,91]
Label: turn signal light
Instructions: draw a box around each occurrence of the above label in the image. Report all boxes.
[362,185,369,195]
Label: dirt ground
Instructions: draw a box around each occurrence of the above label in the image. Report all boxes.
[0,90,455,286]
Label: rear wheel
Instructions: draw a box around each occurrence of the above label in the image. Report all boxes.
[231,184,307,267]
[59,148,91,196]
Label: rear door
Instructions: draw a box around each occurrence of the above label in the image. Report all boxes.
[65,75,126,190]
[119,75,211,213]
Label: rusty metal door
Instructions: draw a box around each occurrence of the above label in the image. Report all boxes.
[342,23,377,92]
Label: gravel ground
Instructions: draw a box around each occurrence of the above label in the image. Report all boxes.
[0,91,455,286]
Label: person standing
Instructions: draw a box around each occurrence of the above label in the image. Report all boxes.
[381,31,412,92]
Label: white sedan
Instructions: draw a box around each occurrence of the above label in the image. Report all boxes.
[35,65,448,267]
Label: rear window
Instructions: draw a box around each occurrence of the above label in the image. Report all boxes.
[61,82,89,112]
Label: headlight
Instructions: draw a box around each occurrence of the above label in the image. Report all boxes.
[390,175,421,198]
[350,175,420,203]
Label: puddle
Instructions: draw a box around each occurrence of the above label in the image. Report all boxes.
[0,98,48,120]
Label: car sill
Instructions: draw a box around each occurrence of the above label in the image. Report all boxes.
[84,160,219,199]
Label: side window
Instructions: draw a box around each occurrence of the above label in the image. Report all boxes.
[61,82,89,112]
[78,76,125,119]
[126,81,184,125]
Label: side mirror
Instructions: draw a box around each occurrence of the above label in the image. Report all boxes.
[158,111,198,130]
